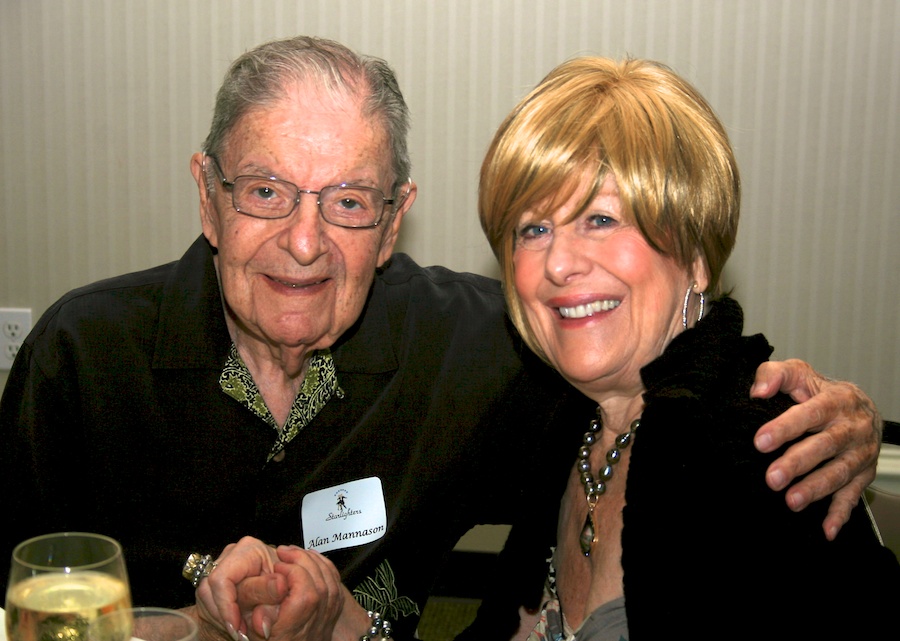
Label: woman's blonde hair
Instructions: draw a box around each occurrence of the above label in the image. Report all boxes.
[479,57,740,360]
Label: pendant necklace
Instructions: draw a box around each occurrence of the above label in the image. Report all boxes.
[577,408,640,557]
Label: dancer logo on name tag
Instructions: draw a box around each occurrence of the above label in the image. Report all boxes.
[301,477,387,552]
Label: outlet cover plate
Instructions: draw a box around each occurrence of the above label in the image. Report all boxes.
[0,308,32,371]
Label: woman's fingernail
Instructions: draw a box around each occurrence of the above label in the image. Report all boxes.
[226,623,241,641]
[262,619,271,640]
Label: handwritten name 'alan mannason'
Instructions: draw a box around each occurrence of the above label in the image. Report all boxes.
[307,525,385,549]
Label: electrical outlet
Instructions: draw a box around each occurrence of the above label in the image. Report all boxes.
[1,308,32,371]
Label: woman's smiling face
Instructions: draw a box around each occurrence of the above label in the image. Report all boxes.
[513,173,704,401]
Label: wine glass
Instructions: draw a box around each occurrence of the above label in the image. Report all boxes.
[4,532,132,641]
[87,608,197,641]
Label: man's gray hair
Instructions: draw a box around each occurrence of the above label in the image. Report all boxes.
[202,35,411,194]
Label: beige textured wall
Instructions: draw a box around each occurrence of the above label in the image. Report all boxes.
[2,0,898,428]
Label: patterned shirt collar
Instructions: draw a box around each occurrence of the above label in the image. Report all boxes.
[219,343,343,461]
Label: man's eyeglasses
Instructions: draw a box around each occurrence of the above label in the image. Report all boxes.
[206,154,404,228]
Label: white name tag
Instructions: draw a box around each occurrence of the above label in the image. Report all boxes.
[301,477,387,552]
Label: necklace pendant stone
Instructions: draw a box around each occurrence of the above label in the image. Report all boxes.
[576,411,639,559]
[579,512,595,557]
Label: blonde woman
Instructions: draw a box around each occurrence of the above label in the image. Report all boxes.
[478,57,900,639]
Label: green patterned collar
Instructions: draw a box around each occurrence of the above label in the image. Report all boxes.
[219,344,342,461]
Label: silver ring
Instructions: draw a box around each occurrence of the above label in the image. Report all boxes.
[182,552,217,588]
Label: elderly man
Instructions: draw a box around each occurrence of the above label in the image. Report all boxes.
[0,36,885,641]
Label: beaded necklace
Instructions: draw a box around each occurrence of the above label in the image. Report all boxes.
[577,409,640,556]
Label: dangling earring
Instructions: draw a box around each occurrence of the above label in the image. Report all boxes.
[682,283,706,329]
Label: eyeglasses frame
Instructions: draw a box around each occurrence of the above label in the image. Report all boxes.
[204,153,409,229]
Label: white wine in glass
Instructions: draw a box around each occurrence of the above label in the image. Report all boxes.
[5,532,132,641]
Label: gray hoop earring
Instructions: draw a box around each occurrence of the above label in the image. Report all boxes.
[682,284,706,329]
